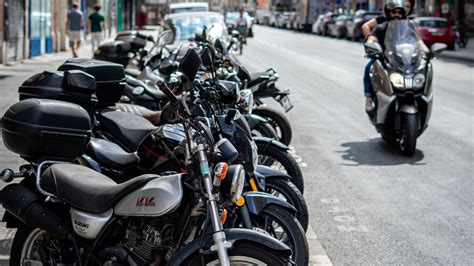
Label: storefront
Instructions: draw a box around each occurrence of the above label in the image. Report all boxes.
[29,0,52,57]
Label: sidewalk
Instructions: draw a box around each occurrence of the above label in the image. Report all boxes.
[437,38,474,63]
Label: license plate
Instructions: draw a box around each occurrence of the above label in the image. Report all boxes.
[278,95,294,112]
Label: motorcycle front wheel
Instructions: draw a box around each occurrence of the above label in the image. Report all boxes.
[253,106,293,145]
[250,205,309,265]
[257,142,305,194]
[400,113,418,156]
[183,241,291,265]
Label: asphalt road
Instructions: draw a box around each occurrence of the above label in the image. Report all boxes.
[238,25,473,265]
[0,26,472,264]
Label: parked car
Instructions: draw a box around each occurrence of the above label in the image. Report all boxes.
[328,15,353,38]
[317,12,339,36]
[312,14,325,34]
[346,10,382,41]
[278,12,292,28]
[255,9,272,25]
[414,17,456,50]
[269,12,281,27]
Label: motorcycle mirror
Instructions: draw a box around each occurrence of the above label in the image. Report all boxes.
[364,42,383,56]
[179,48,202,82]
[147,35,154,42]
[214,39,227,55]
[200,47,214,67]
[429,43,447,56]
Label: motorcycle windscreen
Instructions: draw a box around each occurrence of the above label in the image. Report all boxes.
[384,20,423,74]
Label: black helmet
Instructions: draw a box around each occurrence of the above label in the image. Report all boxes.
[384,0,407,19]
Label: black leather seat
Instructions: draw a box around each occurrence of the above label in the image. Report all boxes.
[41,164,158,213]
[248,72,270,88]
[87,138,139,170]
[98,109,156,152]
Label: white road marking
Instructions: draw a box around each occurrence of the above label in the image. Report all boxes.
[310,255,333,266]
[306,226,318,240]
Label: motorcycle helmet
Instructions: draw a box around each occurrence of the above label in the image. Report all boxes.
[384,0,407,20]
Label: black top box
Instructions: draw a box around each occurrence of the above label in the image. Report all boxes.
[58,58,126,105]
[93,41,131,67]
[2,99,92,162]
[115,31,148,50]
[19,70,97,112]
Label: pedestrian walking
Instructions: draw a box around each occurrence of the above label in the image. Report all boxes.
[66,2,83,58]
[88,4,105,53]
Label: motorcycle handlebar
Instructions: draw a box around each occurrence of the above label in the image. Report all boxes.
[157,80,178,103]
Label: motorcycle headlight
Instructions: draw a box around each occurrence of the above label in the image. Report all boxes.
[389,73,405,89]
[132,86,145,95]
[221,164,245,202]
[238,89,254,114]
[413,73,425,89]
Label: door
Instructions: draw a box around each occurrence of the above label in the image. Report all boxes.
[30,0,52,57]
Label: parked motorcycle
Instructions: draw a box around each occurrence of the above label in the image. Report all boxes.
[364,20,446,156]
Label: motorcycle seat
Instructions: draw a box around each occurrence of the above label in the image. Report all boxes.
[115,103,161,125]
[248,71,270,88]
[97,109,156,152]
[87,138,139,170]
[125,68,141,78]
[41,164,158,214]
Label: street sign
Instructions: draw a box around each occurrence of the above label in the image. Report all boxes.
[441,3,450,14]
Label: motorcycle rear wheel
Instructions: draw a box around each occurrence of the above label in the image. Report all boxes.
[400,114,418,156]
[183,241,291,265]
[252,121,279,139]
[10,227,74,266]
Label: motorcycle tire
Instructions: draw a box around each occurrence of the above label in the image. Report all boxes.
[253,106,293,145]
[257,142,305,194]
[252,121,279,139]
[265,177,309,231]
[10,227,74,266]
[400,114,418,157]
[183,241,291,265]
[250,205,309,266]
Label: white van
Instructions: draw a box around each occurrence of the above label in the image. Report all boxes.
[169,2,209,14]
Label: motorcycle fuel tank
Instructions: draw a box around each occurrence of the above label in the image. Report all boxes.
[114,174,183,216]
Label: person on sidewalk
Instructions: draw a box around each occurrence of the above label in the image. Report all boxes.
[66,2,83,58]
[88,4,105,53]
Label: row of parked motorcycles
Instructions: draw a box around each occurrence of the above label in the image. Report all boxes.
[0,28,309,265]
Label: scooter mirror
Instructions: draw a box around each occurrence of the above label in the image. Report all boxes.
[364,42,383,56]
[179,48,202,82]
[214,39,227,55]
[430,43,447,56]
[201,47,214,67]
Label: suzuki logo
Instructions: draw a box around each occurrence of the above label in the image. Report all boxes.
[136,196,156,207]
[74,220,89,228]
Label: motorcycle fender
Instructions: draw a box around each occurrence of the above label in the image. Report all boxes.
[245,114,268,129]
[243,191,297,215]
[421,94,433,128]
[167,228,292,266]
[398,104,418,114]
[376,92,397,125]
[256,165,292,181]
[253,136,289,150]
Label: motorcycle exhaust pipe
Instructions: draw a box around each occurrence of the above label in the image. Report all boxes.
[0,183,73,240]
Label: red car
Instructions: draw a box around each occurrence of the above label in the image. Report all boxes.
[414,17,455,50]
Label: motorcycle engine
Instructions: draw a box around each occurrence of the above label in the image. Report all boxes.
[124,221,174,265]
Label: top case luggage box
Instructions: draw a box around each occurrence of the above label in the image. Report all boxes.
[58,58,126,105]
[2,98,92,162]
[18,70,97,112]
[115,31,148,50]
[93,41,131,67]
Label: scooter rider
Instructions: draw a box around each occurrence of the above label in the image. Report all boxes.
[362,0,414,112]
